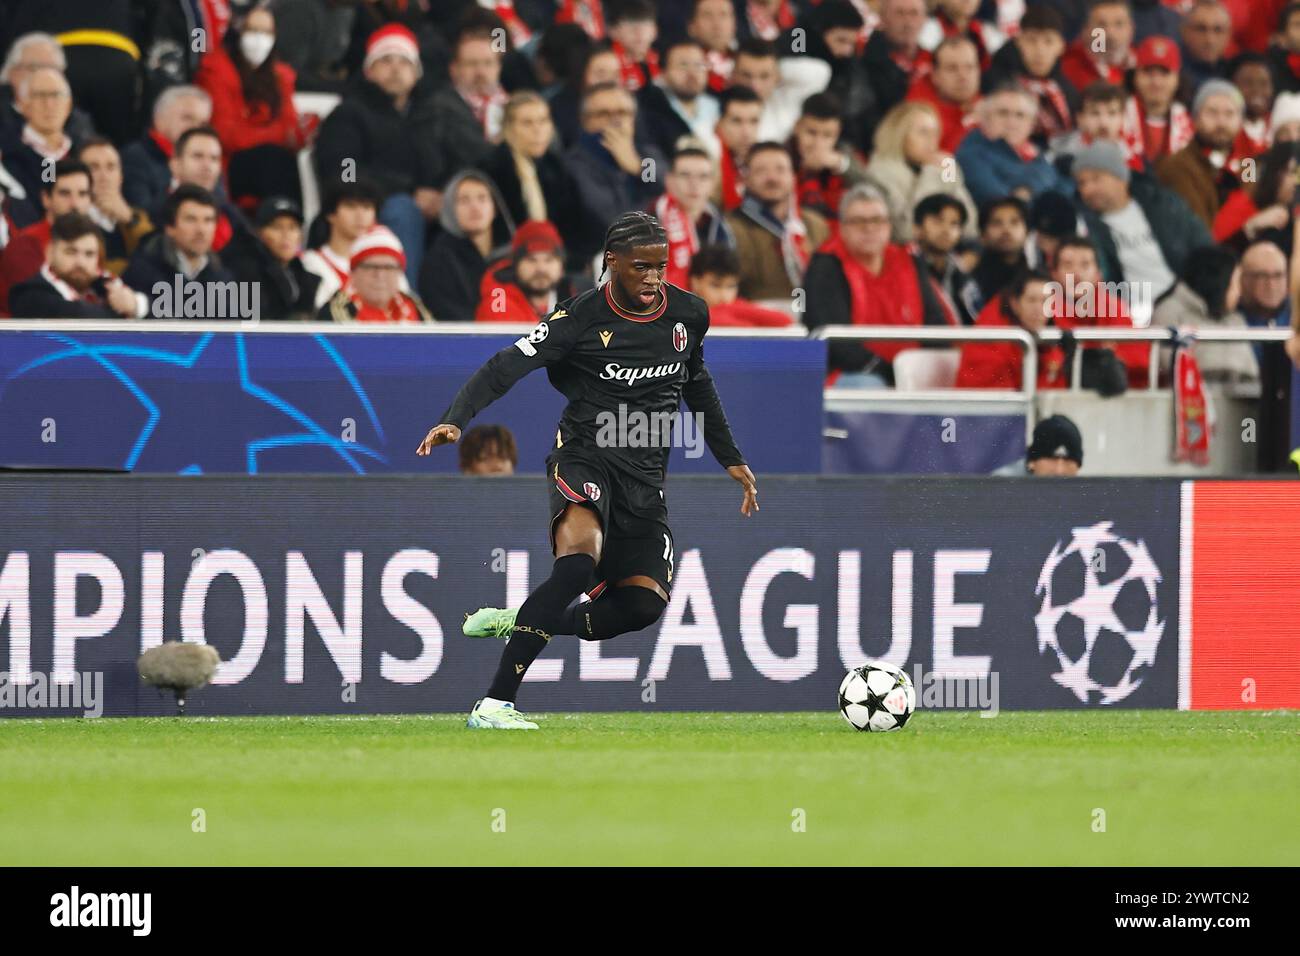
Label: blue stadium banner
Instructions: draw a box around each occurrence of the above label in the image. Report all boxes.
[0,475,1181,716]
[0,329,825,476]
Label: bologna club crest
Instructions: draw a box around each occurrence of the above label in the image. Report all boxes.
[672,322,688,352]
[583,482,602,501]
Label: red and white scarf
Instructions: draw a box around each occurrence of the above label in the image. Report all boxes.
[614,41,660,92]
[459,86,508,141]
[1123,96,1193,165]
[482,1,532,46]
[1021,76,1072,141]
[704,47,735,92]
[557,0,605,39]
[655,192,699,289]
[747,0,796,41]
[344,285,423,323]
[1173,340,1211,465]
[39,263,90,303]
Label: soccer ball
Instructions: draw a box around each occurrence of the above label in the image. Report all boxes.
[838,662,915,732]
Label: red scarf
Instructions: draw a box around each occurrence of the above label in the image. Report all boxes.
[1288,52,1300,79]
[797,167,846,221]
[489,1,532,46]
[557,0,605,39]
[613,41,660,92]
[938,13,993,71]
[717,137,744,211]
[148,128,175,159]
[1123,96,1193,167]
[704,48,734,92]
[1174,342,1211,465]
[1020,76,1072,141]
[891,45,932,82]
[820,235,923,362]
[459,86,508,139]
[202,0,232,44]
[345,286,423,323]
[747,0,796,40]
[655,192,698,289]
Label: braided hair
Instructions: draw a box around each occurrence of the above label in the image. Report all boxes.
[600,211,668,279]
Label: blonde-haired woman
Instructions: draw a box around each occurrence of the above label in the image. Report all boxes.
[863,101,978,243]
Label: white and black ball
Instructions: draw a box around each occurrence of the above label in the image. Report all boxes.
[838,661,916,732]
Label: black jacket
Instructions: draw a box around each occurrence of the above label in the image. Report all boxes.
[563,135,666,260]
[1074,175,1213,286]
[314,78,444,200]
[0,126,80,228]
[428,85,495,188]
[222,231,321,320]
[418,232,490,322]
[861,31,914,118]
[121,135,173,212]
[481,142,581,256]
[121,232,238,313]
[637,83,695,158]
[8,271,119,318]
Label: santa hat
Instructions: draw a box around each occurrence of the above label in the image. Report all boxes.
[350,225,406,271]
[364,24,421,71]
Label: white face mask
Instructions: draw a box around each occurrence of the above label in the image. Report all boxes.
[240,31,275,68]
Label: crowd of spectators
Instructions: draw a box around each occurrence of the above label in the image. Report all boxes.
[2,0,1300,465]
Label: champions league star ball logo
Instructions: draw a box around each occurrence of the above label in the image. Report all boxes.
[1033,521,1165,705]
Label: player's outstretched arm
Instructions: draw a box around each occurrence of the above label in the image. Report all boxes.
[417,311,577,456]
[416,423,461,455]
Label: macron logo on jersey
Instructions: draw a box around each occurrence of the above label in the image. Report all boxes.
[599,362,683,386]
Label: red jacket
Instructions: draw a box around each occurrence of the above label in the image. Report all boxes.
[1052,284,1150,388]
[708,298,794,327]
[0,219,51,316]
[906,75,976,153]
[474,260,548,323]
[1059,42,1129,95]
[195,46,304,155]
[956,295,1067,390]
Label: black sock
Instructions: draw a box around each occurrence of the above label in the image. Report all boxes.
[565,585,666,641]
[487,553,596,702]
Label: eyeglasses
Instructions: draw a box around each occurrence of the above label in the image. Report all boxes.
[1242,271,1287,281]
[841,215,891,229]
[354,262,403,273]
[585,108,635,121]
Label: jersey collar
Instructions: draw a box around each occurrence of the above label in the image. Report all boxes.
[604,282,668,322]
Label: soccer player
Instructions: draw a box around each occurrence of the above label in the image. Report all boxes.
[417,211,759,729]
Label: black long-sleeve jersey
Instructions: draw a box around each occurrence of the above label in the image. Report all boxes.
[439,282,746,487]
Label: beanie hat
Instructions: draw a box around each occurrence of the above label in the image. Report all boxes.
[1270,92,1300,135]
[350,224,406,271]
[1072,140,1131,184]
[1027,415,1083,466]
[1192,78,1244,118]
[512,220,564,260]
[364,24,420,70]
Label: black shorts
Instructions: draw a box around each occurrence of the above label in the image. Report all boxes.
[546,449,675,595]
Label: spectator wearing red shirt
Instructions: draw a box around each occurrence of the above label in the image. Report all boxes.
[0,159,92,315]
[1050,236,1149,390]
[713,86,763,212]
[475,220,573,323]
[195,5,305,211]
[608,0,660,92]
[687,243,793,327]
[957,268,1069,389]
[654,146,734,290]
[789,92,869,223]
[689,0,739,93]
[907,35,981,152]
[1059,0,1136,93]
[803,184,954,387]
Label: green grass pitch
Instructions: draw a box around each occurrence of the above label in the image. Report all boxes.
[0,710,1295,866]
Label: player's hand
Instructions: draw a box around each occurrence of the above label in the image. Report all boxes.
[416,423,461,455]
[728,464,758,516]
